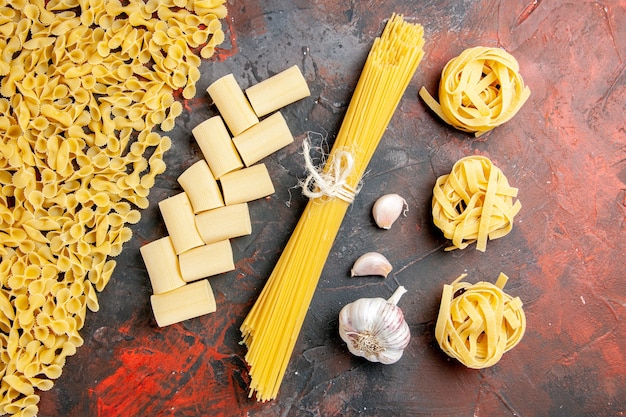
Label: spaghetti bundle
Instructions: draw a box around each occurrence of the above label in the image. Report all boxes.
[240,14,425,401]
[435,273,526,369]
[419,46,530,136]
[432,155,521,252]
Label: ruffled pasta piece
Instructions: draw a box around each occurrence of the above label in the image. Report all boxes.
[420,46,531,137]
[435,273,526,369]
[432,155,521,251]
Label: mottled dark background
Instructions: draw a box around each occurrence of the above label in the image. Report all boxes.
[39,1,626,416]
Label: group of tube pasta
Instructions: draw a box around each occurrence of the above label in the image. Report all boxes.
[140,66,310,327]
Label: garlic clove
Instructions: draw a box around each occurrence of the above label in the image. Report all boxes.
[372,193,408,229]
[350,252,393,278]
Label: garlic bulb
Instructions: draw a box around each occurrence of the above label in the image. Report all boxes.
[350,252,393,278]
[372,193,408,229]
[338,286,410,364]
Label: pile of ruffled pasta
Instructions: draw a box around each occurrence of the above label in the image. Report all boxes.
[0,1,227,415]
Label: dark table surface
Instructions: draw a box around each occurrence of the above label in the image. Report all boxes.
[39,1,626,416]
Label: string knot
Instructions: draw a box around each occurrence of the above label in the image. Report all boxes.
[300,138,358,203]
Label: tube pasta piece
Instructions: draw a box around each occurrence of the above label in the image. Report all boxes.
[434,273,526,369]
[195,202,252,244]
[206,73,259,136]
[245,65,311,118]
[158,192,205,254]
[419,46,531,137]
[177,160,224,213]
[150,279,217,327]
[432,155,521,252]
[178,239,235,282]
[219,164,275,205]
[139,236,186,294]
[232,112,294,167]
[191,116,243,179]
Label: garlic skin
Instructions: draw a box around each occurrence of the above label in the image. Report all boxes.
[350,252,393,278]
[372,193,408,229]
[338,286,410,364]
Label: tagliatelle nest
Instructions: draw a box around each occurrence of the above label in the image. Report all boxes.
[431,155,521,252]
[419,46,531,137]
[435,273,526,369]
[0,1,228,415]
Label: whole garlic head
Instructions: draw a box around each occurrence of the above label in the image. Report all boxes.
[338,286,410,364]
[372,193,408,229]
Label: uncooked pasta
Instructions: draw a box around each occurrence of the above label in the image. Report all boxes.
[240,14,425,402]
[432,155,521,251]
[435,273,526,368]
[0,1,228,414]
[419,46,530,136]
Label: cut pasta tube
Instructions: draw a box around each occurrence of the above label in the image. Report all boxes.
[245,65,311,118]
[158,192,205,254]
[178,160,224,213]
[219,164,275,205]
[150,279,217,327]
[139,236,186,294]
[195,203,252,244]
[178,240,235,282]
[192,115,243,179]
[207,73,259,136]
[232,112,294,167]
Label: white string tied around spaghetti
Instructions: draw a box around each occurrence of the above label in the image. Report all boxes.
[300,138,359,204]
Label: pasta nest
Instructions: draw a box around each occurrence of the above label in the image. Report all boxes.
[420,46,531,136]
[435,273,526,369]
[432,155,521,252]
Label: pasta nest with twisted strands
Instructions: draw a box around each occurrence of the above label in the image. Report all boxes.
[435,273,526,369]
[432,155,521,252]
[420,46,531,136]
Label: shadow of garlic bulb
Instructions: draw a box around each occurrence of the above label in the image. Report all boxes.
[338,286,410,364]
